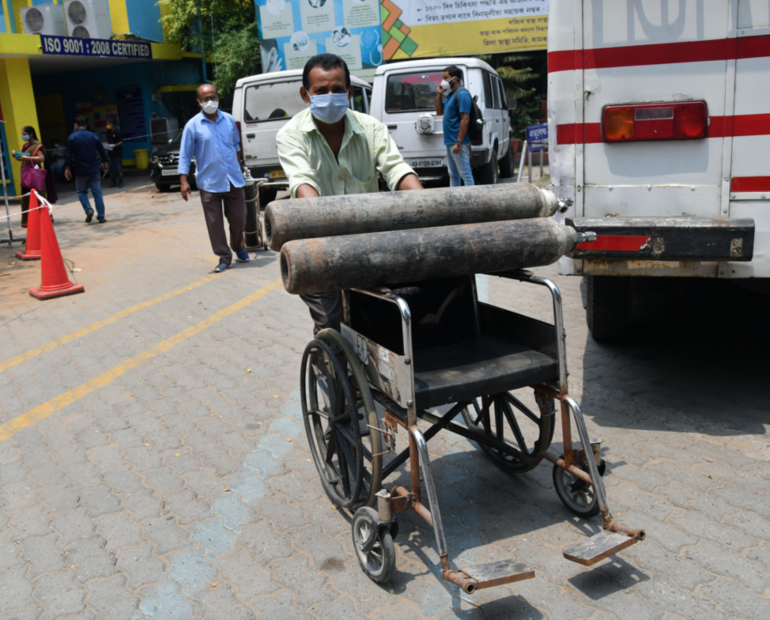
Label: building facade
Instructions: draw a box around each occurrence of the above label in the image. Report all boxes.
[1,0,215,196]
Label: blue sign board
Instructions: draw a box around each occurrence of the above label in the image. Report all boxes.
[41,35,152,60]
[527,123,548,152]
[256,0,383,76]
[116,86,146,142]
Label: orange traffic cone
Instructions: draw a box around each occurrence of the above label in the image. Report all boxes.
[29,204,85,300]
[15,191,42,261]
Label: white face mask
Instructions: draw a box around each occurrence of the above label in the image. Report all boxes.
[200,100,219,115]
[310,93,350,125]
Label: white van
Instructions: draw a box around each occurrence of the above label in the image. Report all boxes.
[370,58,515,185]
[232,69,373,206]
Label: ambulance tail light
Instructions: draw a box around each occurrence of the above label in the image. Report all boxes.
[602,102,707,143]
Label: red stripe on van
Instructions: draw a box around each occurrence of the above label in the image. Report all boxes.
[708,114,770,138]
[731,177,770,192]
[555,123,602,144]
[549,36,770,73]
[577,236,650,252]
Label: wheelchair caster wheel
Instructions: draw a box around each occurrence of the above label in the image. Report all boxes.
[553,456,606,518]
[352,507,396,583]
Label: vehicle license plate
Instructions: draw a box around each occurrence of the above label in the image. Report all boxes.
[161,168,178,176]
[269,169,285,179]
[409,159,444,168]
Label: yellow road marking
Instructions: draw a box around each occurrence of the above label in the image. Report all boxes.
[0,272,222,374]
[0,279,283,442]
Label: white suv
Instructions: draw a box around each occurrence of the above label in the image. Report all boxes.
[370,58,515,185]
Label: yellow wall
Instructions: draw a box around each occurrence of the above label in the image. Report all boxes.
[107,0,129,36]
[0,57,40,194]
[2,0,13,34]
[11,0,30,34]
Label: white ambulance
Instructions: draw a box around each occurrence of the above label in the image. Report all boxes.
[548,0,768,339]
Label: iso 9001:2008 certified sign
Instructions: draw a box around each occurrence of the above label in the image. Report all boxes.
[41,35,152,60]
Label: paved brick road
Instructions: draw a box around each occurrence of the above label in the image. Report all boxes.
[1,179,768,619]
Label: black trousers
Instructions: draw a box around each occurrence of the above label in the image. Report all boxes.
[300,291,343,335]
[109,151,123,185]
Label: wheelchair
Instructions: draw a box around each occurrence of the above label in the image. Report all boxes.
[299,271,644,592]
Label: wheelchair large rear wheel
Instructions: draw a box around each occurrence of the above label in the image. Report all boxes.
[300,330,382,510]
[462,390,555,473]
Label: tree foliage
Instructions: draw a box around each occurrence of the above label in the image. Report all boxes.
[158,0,260,96]
[475,53,543,139]
[211,22,261,96]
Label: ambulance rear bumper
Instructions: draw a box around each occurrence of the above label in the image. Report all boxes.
[568,217,755,262]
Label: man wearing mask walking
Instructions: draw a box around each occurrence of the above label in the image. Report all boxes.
[277,54,422,334]
[179,83,249,272]
[64,116,109,223]
[435,65,475,187]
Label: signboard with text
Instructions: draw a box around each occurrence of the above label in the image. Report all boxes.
[527,123,548,151]
[381,0,549,61]
[256,0,383,75]
[41,35,152,60]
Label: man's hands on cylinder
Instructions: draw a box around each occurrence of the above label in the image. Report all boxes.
[296,173,422,198]
[397,174,423,191]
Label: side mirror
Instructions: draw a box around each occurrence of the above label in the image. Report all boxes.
[507,99,518,111]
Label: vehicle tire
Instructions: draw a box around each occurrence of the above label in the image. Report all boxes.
[154,183,171,192]
[585,276,631,341]
[351,507,397,583]
[552,456,606,518]
[499,140,515,178]
[476,145,498,185]
[259,188,277,209]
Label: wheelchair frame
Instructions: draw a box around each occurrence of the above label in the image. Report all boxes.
[300,270,645,592]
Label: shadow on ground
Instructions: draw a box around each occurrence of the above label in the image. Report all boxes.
[581,277,770,437]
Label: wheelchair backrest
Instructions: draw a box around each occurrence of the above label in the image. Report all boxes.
[348,276,477,356]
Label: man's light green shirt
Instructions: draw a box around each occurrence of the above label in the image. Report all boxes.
[276,108,415,198]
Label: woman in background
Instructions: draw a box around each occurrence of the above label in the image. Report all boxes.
[12,126,58,227]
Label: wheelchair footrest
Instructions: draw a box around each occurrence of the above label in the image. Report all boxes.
[563,530,639,566]
[446,560,535,592]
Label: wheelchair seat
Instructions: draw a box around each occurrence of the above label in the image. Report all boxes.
[348,276,558,409]
[413,334,558,409]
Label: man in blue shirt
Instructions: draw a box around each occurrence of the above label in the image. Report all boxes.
[179,84,248,272]
[435,65,475,187]
[64,116,109,223]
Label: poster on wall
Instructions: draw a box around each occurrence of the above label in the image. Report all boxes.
[116,86,146,142]
[380,0,549,61]
[256,0,383,79]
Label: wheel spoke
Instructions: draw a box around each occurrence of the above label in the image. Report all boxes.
[503,399,529,455]
[309,408,330,420]
[325,432,337,465]
[336,435,351,495]
[336,429,360,484]
[494,398,505,443]
[505,393,541,424]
